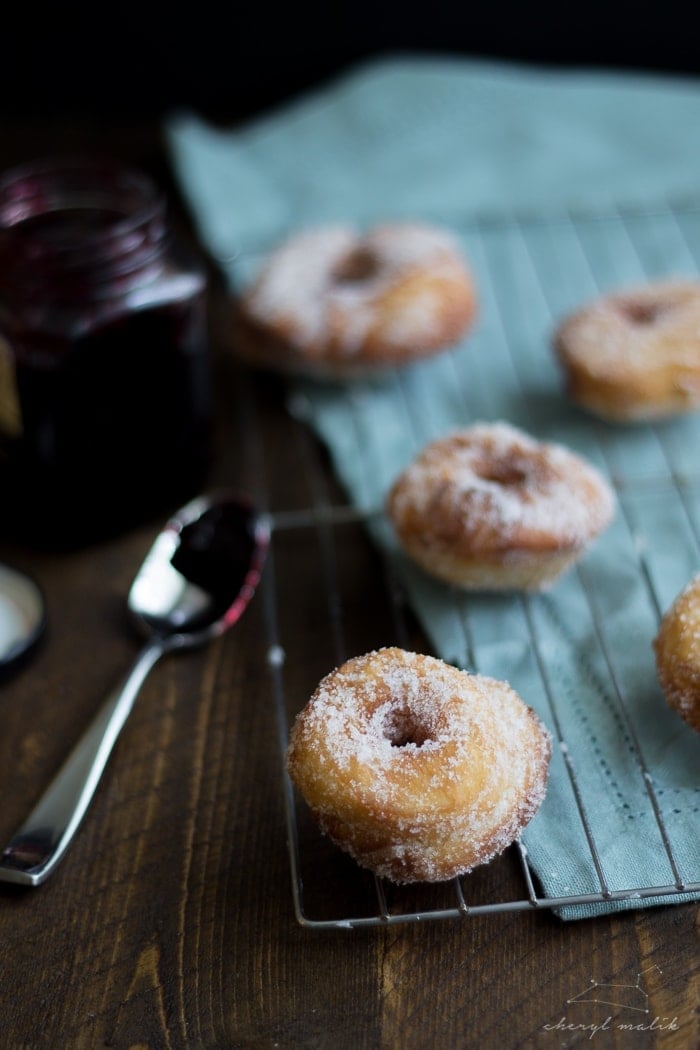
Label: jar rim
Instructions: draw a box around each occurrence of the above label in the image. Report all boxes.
[0,155,164,241]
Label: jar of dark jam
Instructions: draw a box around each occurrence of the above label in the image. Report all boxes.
[0,158,213,548]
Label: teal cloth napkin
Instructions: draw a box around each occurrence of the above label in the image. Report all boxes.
[166,54,700,918]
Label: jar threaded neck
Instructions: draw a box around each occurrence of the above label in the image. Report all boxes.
[0,158,167,303]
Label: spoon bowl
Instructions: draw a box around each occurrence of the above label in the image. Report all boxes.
[0,490,269,887]
[128,491,269,644]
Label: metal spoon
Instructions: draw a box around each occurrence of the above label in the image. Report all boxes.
[0,490,270,887]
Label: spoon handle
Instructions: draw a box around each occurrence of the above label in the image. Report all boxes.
[0,638,165,887]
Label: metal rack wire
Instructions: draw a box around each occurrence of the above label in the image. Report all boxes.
[249,199,700,928]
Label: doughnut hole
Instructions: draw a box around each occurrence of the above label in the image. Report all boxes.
[618,298,667,326]
[332,247,380,284]
[382,704,433,748]
[475,457,528,487]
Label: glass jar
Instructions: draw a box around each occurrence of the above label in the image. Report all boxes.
[0,157,213,548]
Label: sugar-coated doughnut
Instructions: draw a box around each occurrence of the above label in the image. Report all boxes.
[286,647,551,883]
[386,422,615,592]
[553,279,700,422]
[233,222,477,379]
[653,572,700,733]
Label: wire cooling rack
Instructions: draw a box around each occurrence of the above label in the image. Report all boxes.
[239,198,700,928]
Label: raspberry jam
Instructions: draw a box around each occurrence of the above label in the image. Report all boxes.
[0,158,213,548]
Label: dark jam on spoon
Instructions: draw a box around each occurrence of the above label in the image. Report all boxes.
[0,159,213,549]
[170,499,265,628]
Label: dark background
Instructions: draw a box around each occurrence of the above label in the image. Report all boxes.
[3,2,700,126]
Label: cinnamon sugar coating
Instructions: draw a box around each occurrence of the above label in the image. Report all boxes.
[553,279,700,422]
[286,648,551,883]
[233,222,477,379]
[653,572,700,733]
[386,422,615,592]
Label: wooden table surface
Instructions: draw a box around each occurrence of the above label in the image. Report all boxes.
[0,120,698,1050]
